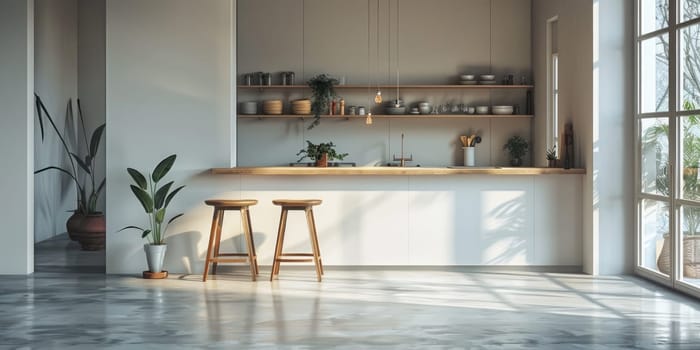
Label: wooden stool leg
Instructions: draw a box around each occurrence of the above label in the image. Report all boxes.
[211,210,225,275]
[203,209,222,282]
[270,209,288,281]
[241,208,257,281]
[307,208,324,275]
[245,208,259,275]
[305,208,323,282]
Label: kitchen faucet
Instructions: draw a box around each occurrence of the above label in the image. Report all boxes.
[392,133,413,167]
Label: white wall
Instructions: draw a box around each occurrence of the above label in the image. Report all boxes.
[106,0,234,273]
[237,0,534,168]
[33,0,78,242]
[532,0,634,274]
[0,0,34,274]
[592,0,634,274]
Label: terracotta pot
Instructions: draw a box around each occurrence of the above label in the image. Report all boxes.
[315,153,328,167]
[66,212,82,241]
[68,213,106,251]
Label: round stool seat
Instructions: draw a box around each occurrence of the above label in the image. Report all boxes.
[205,199,258,208]
[272,199,322,207]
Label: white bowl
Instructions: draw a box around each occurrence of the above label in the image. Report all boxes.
[492,106,514,115]
[475,106,489,114]
[480,74,496,81]
[460,74,475,81]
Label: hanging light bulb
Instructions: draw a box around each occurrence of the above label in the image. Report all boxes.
[374,90,382,104]
[365,112,373,125]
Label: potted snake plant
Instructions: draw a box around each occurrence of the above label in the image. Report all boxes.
[120,155,185,275]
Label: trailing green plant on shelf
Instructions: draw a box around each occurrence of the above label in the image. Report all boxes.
[297,140,348,167]
[307,74,338,129]
[34,94,106,216]
[120,155,185,245]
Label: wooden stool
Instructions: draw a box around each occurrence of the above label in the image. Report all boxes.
[203,199,259,281]
[270,199,324,282]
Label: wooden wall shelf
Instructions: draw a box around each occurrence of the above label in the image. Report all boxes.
[238,84,533,90]
[238,114,533,119]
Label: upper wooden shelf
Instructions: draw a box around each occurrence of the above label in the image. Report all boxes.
[237,84,533,90]
[211,166,585,176]
[238,114,533,119]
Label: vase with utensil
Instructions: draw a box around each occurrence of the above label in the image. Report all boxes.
[460,135,482,166]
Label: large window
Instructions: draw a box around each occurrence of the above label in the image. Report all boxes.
[636,0,700,296]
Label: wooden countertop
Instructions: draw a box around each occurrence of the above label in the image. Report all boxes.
[210,166,586,176]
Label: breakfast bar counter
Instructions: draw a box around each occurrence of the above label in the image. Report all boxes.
[211,166,586,176]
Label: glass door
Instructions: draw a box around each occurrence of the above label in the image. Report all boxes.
[636,0,700,297]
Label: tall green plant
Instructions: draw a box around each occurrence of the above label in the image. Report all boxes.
[120,155,185,245]
[34,94,106,215]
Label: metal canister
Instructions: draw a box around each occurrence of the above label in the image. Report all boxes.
[253,72,263,85]
[286,72,295,85]
[243,73,252,85]
[280,72,288,85]
[262,73,271,86]
[348,106,356,115]
[358,106,366,115]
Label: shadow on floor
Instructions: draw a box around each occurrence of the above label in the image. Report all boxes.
[34,233,105,273]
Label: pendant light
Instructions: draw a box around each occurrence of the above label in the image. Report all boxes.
[373,0,382,104]
[366,0,373,125]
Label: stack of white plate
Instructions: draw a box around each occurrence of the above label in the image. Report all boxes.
[479,74,497,85]
[240,101,258,115]
[492,105,514,115]
[263,99,283,115]
[291,99,311,115]
[458,74,477,85]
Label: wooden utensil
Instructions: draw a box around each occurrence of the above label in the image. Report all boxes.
[460,135,468,147]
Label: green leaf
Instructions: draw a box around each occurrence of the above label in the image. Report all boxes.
[34,94,46,141]
[34,166,78,183]
[95,178,106,194]
[155,208,165,224]
[154,181,173,209]
[164,185,185,209]
[141,229,152,238]
[89,124,106,157]
[168,213,184,225]
[118,225,144,232]
[130,185,154,213]
[70,153,91,174]
[152,154,176,183]
[127,168,147,189]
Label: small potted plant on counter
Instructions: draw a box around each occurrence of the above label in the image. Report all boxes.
[546,145,557,168]
[307,74,338,129]
[297,140,348,167]
[504,135,529,167]
[120,154,185,279]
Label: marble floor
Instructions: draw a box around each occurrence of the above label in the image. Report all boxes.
[1,268,700,349]
[4,236,700,348]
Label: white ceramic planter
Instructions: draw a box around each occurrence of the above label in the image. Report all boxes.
[144,244,167,272]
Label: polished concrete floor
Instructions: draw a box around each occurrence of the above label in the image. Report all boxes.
[2,267,700,349]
